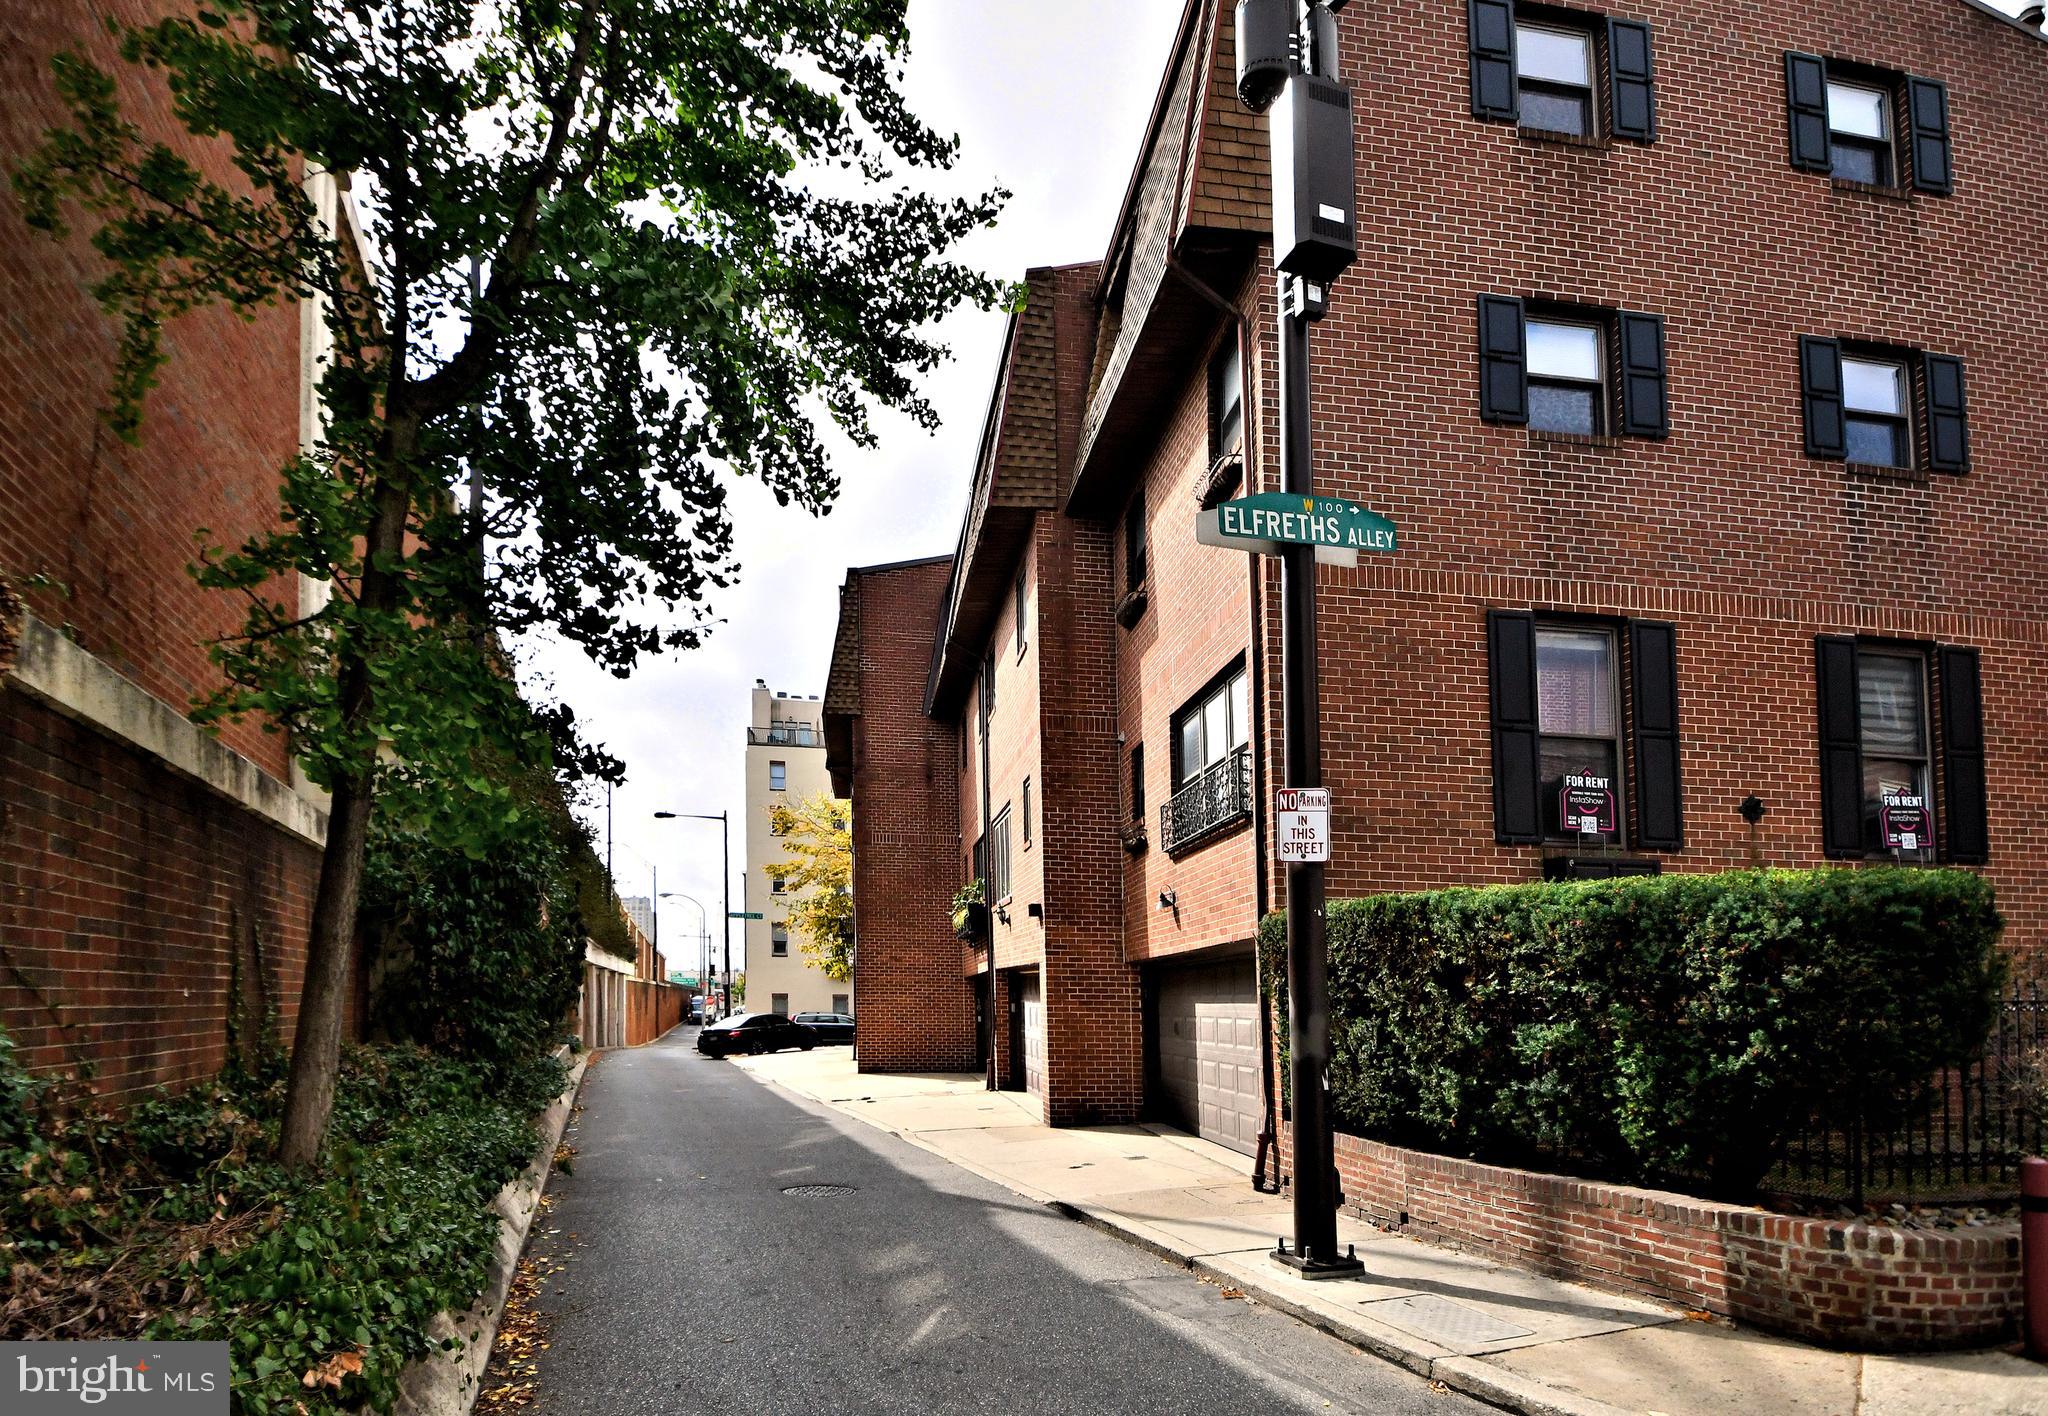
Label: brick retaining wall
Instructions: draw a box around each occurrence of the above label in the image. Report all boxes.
[1331,1131,2020,1351]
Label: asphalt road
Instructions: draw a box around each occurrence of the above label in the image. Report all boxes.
[520,1028,1487,1416]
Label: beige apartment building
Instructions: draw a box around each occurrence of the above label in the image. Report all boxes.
[743,680,847,1017]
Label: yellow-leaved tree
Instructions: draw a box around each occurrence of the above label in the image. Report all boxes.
[763,794,853,982]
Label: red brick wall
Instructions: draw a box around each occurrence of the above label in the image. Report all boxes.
[0,0,303,780]
[1225,0,2048,949]
[1118,313,1263,966]
[847,562,979,1074]
[1328,1130,2019,1352]
[0,691,327,1098]
[625,980,684,1047]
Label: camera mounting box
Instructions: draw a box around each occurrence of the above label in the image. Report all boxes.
[1269,74,1357,283]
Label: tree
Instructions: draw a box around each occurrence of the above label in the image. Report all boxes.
[14,0,1001,1166]
[762,794,853,983]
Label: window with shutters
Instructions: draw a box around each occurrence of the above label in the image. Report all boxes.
[1799,337,1968,473]
[1536,626,1626,845]
[1785,54,1951,196]
[1021,777,1032,847]
[1469,4,1658,144]
[1815,639,1987,862]
[1013,563,1028,656]
[1124,488,1147,591]
[1129,744,1146,821]
[1480,298,1669,440]
[1490,611,1684,851]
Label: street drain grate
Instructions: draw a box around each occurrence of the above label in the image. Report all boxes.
[781,1183,858,1198]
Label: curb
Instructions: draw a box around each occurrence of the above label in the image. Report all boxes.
[392,1049,591,1416]
[1050,1201,1633,1416]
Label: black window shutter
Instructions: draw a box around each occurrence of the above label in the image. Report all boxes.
[1469,0,1519,122]
[1607,19,1657,143]
[1938,646,1989,864]
[1800,336,1847,459]
[1907,77,1954,196]
[1814,636,1864,859]
[1629,621,1684,849]
[1923,353,1969,473]
[1478,295,1528,425]
[1489,610,1542,845]
[1618,312,1670,438]
[1785,52,1832,172]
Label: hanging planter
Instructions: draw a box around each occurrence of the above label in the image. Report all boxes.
[951,879,989,943]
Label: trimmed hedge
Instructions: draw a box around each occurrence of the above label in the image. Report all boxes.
[1259,869,2005,1197]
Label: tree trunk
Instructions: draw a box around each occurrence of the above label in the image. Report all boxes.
[276,432,415,1170]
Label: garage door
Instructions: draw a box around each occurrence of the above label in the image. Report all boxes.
[1154,956,1262,1155]
[1019,972,1045,1098]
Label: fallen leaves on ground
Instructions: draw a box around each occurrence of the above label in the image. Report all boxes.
[1218,1287,1247,1300]
[478,1196,563,1414]
[301,1351,364,1390]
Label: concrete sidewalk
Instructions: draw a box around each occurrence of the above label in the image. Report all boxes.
[730,1048,2048,1416]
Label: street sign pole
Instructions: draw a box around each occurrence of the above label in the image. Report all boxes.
[1239,0,1363,1280]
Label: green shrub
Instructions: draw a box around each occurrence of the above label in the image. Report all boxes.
[0,1031,567,1416]
[1260,868,2005,1197]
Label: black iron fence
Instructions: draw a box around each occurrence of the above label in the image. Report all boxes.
[1769,983,2047,1206]
[1159,747,1253,856]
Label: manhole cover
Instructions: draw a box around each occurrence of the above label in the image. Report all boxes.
[780,1183,858,1198]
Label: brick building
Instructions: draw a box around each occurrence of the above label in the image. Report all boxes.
[0,2,364,1095]
[828,0,2048,1156]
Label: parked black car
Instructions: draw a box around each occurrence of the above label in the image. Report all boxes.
[791,1011,855,1044]
[697,1012,816,1057]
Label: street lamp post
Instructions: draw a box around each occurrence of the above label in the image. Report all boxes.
[660,890,707,1000]
[654,810,731,1013]
[1236,0,1363,1280]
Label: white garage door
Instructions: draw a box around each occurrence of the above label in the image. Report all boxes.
[1154,956,1262,1155]
[1019,971,1045,1098]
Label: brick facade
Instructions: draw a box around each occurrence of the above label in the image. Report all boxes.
[1,1,336,1096]
[822,0,2047,1344]
[827,559,978,1074]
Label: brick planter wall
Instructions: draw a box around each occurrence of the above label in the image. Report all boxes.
[1330,1131,2020,1352]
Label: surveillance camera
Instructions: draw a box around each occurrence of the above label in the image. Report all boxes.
[1235,0,1293,113]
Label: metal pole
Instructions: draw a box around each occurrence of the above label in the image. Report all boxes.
[722,811,731,1014]
[1270,0,1358,1281]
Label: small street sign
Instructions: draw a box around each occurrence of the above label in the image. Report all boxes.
[1196,492,1397,569]
[1275,787,1331,863]
[730,911,764,920]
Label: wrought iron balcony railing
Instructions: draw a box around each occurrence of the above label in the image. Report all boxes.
[1159,747,1252,856]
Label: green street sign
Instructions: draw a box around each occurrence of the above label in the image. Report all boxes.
[1205,492,1397,557]
[729,911,764,920]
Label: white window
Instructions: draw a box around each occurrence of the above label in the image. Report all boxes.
[769,760,787,791]
[1858,650,1933,855]
[1173,668,1249,791]
[1842,355,1909,467]
[1526,319,1605,436]
[1536,625,1625,844]
[771,924,789,957]
[1517,23,1595,137]
[1826,81,1892,184]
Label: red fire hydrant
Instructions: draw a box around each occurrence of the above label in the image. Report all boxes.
[2025,1157,2048,1359]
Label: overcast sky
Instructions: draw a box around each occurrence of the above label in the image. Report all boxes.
[528,1,1186,972]
[532,0,2039,978]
